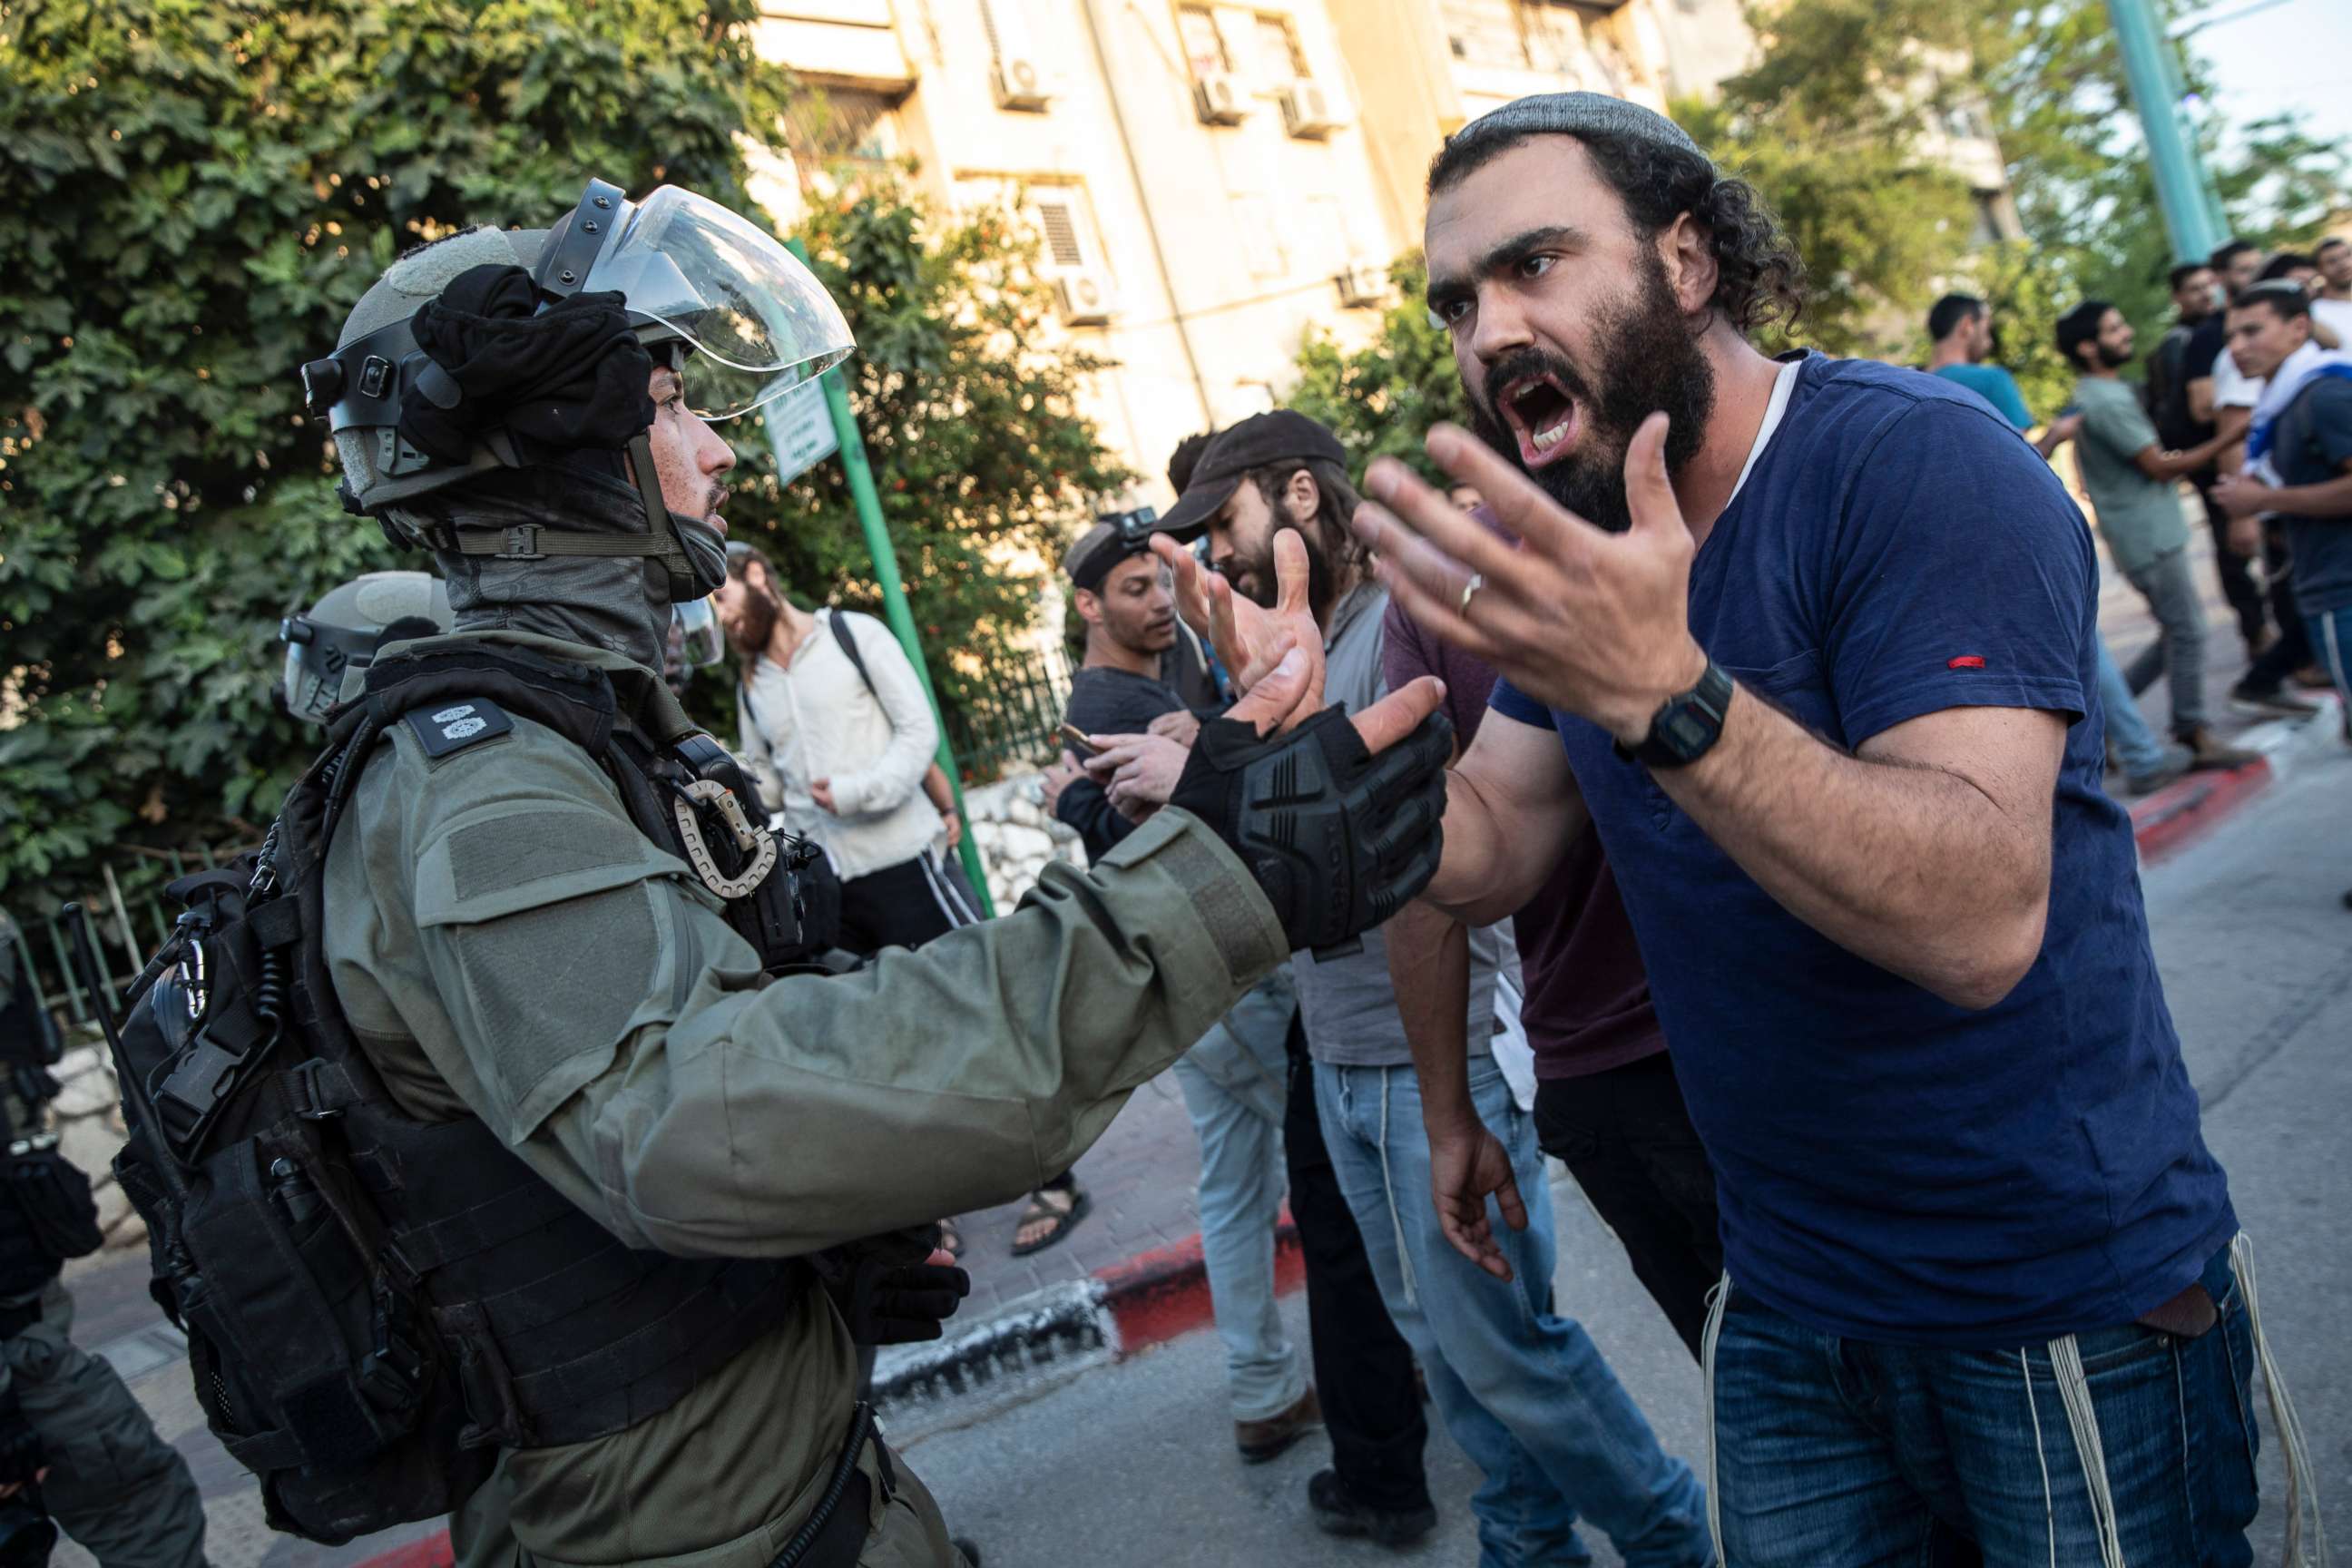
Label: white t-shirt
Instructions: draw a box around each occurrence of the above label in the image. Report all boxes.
[2312,296,2352,352]
[2210,346,2262,411]
[735,609,943,882]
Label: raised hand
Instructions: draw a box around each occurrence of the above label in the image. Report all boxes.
[1352,416,1707,744]
[1151,529,1326,724]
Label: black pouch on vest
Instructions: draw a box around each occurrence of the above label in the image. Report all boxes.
[5,1148,102,1264]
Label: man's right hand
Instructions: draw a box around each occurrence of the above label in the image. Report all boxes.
[1152,529,1328,729]
[1427,1118,1528,1281]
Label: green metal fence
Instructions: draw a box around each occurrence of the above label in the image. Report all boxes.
[5,840,261,1035]
[937,644,1074,787]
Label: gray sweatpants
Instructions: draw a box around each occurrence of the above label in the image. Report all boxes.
[3,1280,207,1568]
[2122,544,2208,733]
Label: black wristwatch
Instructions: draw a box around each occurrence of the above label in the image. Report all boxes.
[1615,662,1734,769]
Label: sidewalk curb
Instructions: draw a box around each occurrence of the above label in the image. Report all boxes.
[869,1214,1303,1417]
[2127,696,2340,864]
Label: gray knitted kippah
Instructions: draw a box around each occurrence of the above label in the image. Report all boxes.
[1447,91,1705,164]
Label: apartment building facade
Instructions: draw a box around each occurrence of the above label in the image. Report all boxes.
[748,0,2020,510]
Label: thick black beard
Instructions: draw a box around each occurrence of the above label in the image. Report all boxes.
[1230,520,1336,619]
[1467,253,1717,534]
[2098,342,2135,369]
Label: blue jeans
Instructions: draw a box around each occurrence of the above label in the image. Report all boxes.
[2094,637,2168,778]
[1710,1246,2260,1566]
[1171,970,1307,1422]
[1315,1057,1710,1568]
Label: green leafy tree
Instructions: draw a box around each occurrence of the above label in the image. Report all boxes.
[1289,253,1470,485]
[0,4,1121,916]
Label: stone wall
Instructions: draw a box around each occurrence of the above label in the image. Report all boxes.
[49,1041,147,1253]
[961,769,1088,911]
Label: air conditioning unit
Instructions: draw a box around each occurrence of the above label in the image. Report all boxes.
[1192,73,1247,126]
[992,56,1051,112]
[1279,80,1339,139]
[1336,259,1388,309]
[1055,270,1116,326]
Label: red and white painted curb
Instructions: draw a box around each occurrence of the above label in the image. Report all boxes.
[2128,694,2341,864]
[867,1210,1306,1419]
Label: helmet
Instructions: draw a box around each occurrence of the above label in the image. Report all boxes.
[301,180,855,603]
[279,571,454,724]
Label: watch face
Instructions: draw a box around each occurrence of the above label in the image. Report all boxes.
[1661,709,1711,758]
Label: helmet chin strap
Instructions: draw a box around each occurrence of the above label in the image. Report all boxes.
[445,430,701,604]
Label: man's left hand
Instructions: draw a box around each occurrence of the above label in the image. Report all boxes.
[1084,733,1191,820]
[2212,472,2275,519]
[938,808,963,851]
[1040,751,1083,816]
[809,778,838,814]
[1354,416,1708,744]
[818,1228,972,1346]
[1148,709,1202,747]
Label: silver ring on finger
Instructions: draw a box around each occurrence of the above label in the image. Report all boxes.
[1458,572,1485,615]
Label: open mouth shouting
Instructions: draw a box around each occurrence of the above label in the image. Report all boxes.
[1496,369,1581,470]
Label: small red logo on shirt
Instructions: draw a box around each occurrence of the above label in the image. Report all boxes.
[1947,655,1987,670]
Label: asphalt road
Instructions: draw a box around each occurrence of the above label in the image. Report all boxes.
[900,739,2352,1568]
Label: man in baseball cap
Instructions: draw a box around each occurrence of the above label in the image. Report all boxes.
[1160,410,1366,623]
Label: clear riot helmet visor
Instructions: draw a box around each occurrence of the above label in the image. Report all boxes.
[582,186,856,422]
[672,595,728,669]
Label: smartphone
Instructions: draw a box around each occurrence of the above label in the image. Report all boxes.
[1058,722,1102,759]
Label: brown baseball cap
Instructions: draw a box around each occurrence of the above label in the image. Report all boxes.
[1157,410,1348,543]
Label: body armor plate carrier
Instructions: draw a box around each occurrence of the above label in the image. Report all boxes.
[103,643,829,1544]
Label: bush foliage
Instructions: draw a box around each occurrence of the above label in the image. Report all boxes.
[0,1,1120,914]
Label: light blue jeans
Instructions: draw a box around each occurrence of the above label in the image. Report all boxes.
[1171,968,1308,1423]
[1315,1056,1710,1568]
[2095,636,2167,777]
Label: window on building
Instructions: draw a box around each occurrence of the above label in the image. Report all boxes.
[1028,183,1107,275]
[1254,14,1309,81]
[782,90,900,187]
[1177,5,1229,78]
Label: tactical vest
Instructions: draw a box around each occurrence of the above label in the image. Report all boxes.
[103,642,829,1544]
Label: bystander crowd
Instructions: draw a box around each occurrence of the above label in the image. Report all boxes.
[2059,300,2261,761]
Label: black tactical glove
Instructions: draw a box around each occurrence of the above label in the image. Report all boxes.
[1170,704,1453,954]
[0,1386,44,1491]
[816,1228,973,1347]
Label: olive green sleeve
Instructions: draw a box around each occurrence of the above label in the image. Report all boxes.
[394,723,1287,1258]
[551,812,1284,1257]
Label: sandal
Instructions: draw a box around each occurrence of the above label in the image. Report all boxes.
[1009,1182,1092,1258]
[936,1217,965,1260]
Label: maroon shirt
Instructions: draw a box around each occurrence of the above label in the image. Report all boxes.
[1382,596,1663,1080]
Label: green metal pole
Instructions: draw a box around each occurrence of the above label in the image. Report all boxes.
[784,239,996,916]
[2103,0,2228,262]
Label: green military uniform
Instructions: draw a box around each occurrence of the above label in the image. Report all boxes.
[0,916,208,1568]
[320,630,1289,1565]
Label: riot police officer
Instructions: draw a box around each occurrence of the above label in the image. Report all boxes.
[0,912,208,1568]
[279,570,454,723]
[132,180,1446,1567]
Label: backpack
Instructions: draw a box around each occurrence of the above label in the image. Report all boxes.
[87,642,828,1543]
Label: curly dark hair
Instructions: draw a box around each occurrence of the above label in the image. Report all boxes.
[1426,127,1805,337]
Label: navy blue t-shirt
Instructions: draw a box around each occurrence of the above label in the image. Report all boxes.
[2269,374,2352,618]
[1492,354,2235,1347]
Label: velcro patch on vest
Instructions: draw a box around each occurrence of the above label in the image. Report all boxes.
[405,698,514,760]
